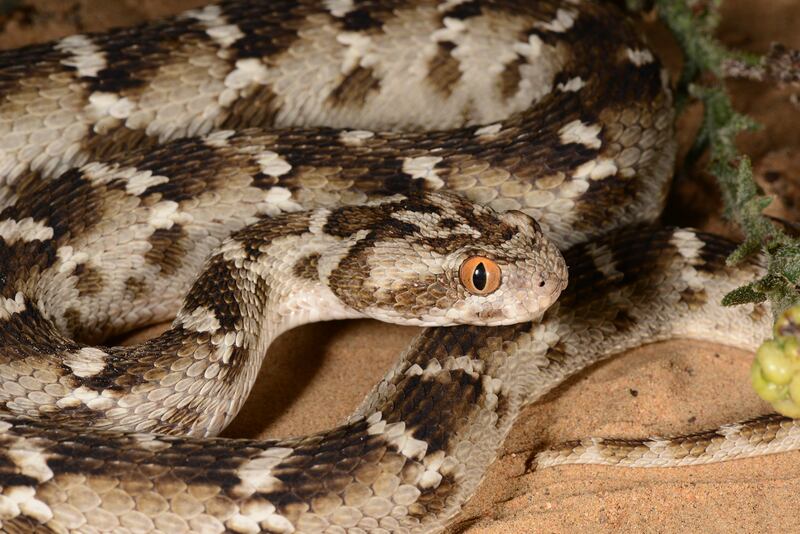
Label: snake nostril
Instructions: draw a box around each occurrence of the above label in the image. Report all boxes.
[538,279,546,288]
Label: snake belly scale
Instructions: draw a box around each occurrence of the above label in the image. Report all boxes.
[0,1,795,533]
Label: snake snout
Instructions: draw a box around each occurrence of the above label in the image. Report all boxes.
[533,271,565,309]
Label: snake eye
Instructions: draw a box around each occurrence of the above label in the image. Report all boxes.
[459,256,501,296]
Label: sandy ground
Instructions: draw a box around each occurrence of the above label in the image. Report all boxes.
[1,1,800,532]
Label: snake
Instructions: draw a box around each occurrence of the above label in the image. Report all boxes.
[0,0,795,532]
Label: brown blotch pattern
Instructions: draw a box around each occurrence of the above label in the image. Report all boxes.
[409,472,459,518]
[382,369,483,454]
[125,136,259,204]
[220,84,280,130]
[498,56,524,100]
[543,341,569,366]
[292,252,320,281]
[145,225,189,276]
[679,287,708,310]
[73,263,104,297]
[0,302,81,362]
[328,65,381,107]
[2,167,108,243]
[427,42,462,97]
[83,126,164,164]
[123,276,149,300]
[610,307,637,332]
[63,307,99,344]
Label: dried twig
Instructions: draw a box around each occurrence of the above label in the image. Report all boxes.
[723,43,800,85]
[644,0,800,314]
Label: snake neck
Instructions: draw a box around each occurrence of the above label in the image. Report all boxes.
[0,209,364,438]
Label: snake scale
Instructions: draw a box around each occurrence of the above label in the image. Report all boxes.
[0,0,795,532]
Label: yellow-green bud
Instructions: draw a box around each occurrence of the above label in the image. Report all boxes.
[774,306,800,339]
[755,340,794,385]
[784,336,799,360]
[751,360,789,403]
[772,398,800,419]
[789,372,800,404]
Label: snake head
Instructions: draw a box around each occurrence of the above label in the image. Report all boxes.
[325,192,568,327]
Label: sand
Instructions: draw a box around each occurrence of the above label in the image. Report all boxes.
[2,0,800,532]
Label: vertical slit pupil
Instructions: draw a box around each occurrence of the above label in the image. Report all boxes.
[473,262,487,291]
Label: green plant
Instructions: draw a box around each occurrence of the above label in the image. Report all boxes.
[645,0,800,415]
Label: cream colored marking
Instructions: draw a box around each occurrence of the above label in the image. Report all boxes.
[224,58,270,91]
[402,156,445,189]
[559,120,602,149]
[475,123,503,136]
[235,447,293,495]
[0,494,20,519]
[626,48,655,66]
[4,487,53,523]
[147,200,191,230]
[55,385,100,409]
[438,0,472,11]
[366,411,384,433]
[178,306,222,333]
[434,16,467,42]
[7,446,54,483]
[417,451,455,489]
[339,130,375,145]
[419,469,443,489]
[185,5,245,48]
[0,292,25,320]
[132,434,172,452]
[55,34,107,77]
[535,8,576,33]
[80,160,170,195]
[442,356,485,375]
[513,34,544,60]
[324,0,355,17]
[257,151,292,177]
[368,415,430,461]
[421,359,443,378]
[587,243,623,279]
[90,91,136,121]
[219,239,248,263]
[336,32,374,74]
[482,374,503,410]
[404,364,424,377]
[79,161,117,187]
[126,170,170,196]
[86,91,119,117]
[207,24,246,49]
[572,157,618,181]
[557,76,585,92]
[63,347,108,378]
[257,186,303,216]
[388,421,429,460]
[0,217,54,244]
[671,229,703,261]
[204,130,236,148]
[56,246,90,275]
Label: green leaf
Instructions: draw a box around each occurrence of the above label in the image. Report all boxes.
[722,283,768,306]
[727,238,763,265]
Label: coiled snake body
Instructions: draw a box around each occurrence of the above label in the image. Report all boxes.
[0,1,794,533]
